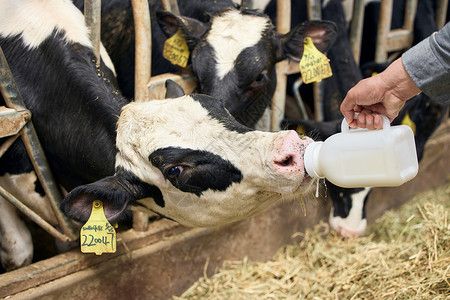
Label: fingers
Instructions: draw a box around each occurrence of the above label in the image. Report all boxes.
[354,113,384,129]
[373,115,384,129]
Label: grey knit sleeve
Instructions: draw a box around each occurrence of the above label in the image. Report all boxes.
[402,22,450,103]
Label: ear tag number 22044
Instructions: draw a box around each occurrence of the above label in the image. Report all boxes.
[163,28,190,68]
[80,200,116,255]
[299,37,332,84]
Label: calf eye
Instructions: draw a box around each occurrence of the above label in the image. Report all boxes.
[168,166,184,178]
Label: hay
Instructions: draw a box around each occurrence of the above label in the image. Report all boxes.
[175,183,450,299]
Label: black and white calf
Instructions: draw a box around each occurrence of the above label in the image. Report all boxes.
[73,0,338,129]
[0,0,314,271]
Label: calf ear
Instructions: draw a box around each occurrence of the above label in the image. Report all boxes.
[283,118,341,141]
[156,11,209,50]
[165,79,185,98]
[60,175,134,224]
[276,20,337,62]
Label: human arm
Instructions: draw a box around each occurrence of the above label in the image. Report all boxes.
[341,22,450,129]
[403,22,450,103]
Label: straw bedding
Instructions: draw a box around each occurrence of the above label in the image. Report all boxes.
[176,183,450,299]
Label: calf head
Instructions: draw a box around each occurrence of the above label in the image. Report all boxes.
[157,8,337,128]
[61,81,314,227]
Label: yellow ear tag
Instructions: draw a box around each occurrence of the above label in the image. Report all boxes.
[80,200,116,255]
[401,112,416,135]
[299,37,332,84]
[296,125,306,136]
[163,28,190,68]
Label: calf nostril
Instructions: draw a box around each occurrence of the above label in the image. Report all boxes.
[277,155,293,167]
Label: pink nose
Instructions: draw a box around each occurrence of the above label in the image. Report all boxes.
[273,130,312,174]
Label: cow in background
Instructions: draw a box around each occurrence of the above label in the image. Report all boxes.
[73,0,338,129]
[1,0,318,271]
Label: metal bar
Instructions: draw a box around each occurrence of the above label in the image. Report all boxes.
[375,0,393,63]
[293,78,308,120]
[349,0,365,65]
[0,106,30,138]
[435,0,449,29]
[131,0,152,102]
[161,0,181,15]
[0,55,26,112]
[270,0,291,131]
[20,126,77,241]
[0,185,71,243]
[84,0,101,61]
[0,46,77,241]
[313,83,323,121]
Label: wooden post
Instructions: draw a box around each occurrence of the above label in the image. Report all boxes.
[131,0,152,231]
[84,0,101,61]
[349,0,365,65]
[435,0,448,29]
[375,0,418,63]
[131,0,152,103]
[161,0,180,15]
[270,0,291,131]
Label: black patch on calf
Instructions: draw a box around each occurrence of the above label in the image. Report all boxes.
[329,186,369,219]
[165,79,185,99]
[149,147,243,197]
[61,167,164,223]
[0,30,126,192]
[190,94,253,133]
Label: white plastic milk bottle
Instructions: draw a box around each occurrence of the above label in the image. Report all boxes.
[304,115,419,188]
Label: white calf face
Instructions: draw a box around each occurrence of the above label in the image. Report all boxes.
[114,94,313,226]
[62,88,313,227]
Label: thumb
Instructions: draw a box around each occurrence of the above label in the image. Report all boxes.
[340,99,356,125]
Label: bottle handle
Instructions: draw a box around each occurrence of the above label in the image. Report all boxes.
[341,113,390,133]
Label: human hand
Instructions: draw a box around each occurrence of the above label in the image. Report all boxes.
[340,58,421,130]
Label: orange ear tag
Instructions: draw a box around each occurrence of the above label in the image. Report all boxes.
[80,200,116,255]
[299,37,332,84]
[163,28,190,68]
